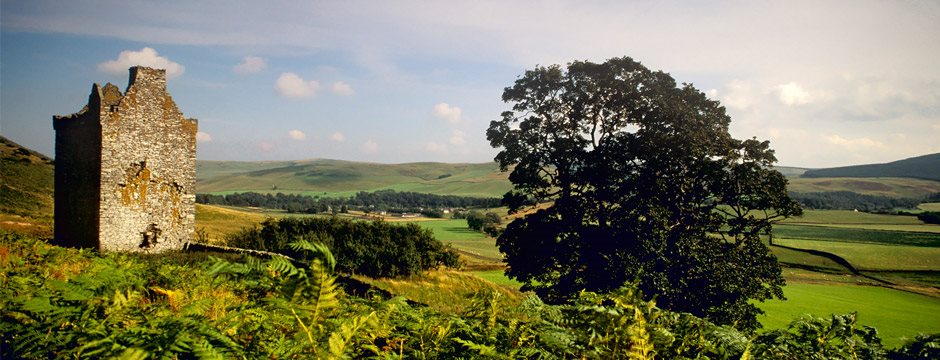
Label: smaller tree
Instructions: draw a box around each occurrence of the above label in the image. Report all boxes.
[466,211,503,233]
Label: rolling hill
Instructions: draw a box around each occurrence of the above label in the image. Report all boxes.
[801,153,940,182]
[0,136,54,220]
[197,159,513,198]
[786,177,940,199]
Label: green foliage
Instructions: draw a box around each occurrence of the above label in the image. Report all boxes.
[487,56,801,330]
[197,189,500,214]
[888,333,940,360]
[917,211,940,225]
[790,191,921,211]
[225,217,460,277]
[751,313,886,359]
[2,231,937,358]
[465,210,503,234]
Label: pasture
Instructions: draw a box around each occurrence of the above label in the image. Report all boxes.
[406,219,505,265]
[775,238,940,271]
[782,209,925,225]
[773,224,940,247]
[920,202,940,212]
[757,283,940,348]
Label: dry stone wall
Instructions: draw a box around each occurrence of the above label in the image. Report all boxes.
[53,67,197,252]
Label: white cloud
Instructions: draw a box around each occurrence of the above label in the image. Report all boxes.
[195,131,213,143]
[776,82,812,106]
[331,81,355,96]
[233,56,266,74]
[275,72,319,98]
[825,134,886,149]
[425,142,446,152]
[97,47,185,78]
[258,141,276,153]
[361,139,378,153]
[449,130,465,146]
[331,132,346,142]
[433,102,463,124]
[719,80,753,110]
[288,129,306,140]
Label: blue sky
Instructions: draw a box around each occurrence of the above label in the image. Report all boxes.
[2,0,939,167]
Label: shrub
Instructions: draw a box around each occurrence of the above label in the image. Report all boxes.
[225,217,459,277]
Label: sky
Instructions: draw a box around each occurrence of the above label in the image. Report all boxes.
[2,0,939,168]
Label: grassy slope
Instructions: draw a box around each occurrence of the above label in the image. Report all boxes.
[801,152,940,182]
[198,158,940,199]
[194,204,270,243]
[920,203,940,212]
[787,177,940,198]
[757,283,940,348]
[361,270,523,314]
[0,136,55,236]
[197,159,512,198]
[775,238,940,271]
[774,165,809,178]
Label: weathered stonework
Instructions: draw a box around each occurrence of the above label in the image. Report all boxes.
[53,67,197,252]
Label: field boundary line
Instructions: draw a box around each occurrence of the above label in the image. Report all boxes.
[770,242,893,285]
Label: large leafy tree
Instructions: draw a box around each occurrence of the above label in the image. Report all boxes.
[487,57,802,330]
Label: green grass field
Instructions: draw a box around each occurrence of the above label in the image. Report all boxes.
[783,209,925,225]
[409,219,488,241]
[758,283,940,348]
[794,223,940,233]
[405,219,505,262]
[773,224,940,247]
[920,203,940,212]
[470,270,523,287]
[775,238,940,271]
[770,244,852,273]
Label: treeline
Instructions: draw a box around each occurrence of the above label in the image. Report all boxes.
[789,191,923,211]
[224,217,459,278]
[196,190,501,214]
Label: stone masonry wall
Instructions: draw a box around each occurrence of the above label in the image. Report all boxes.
[98,67,197,252]
[52,86,103,248]
[54,66,197,252]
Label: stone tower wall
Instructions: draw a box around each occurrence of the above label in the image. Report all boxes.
[53,66,197,252]
[52,86,103,248]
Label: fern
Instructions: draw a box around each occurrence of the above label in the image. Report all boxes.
[328,311,377,359]
[453,337,506,359]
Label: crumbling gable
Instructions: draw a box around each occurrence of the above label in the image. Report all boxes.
[53,66,197,252]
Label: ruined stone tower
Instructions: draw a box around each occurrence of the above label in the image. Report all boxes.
[53,67,197,252]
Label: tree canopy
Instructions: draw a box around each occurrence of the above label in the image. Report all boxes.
[487,57,802,330]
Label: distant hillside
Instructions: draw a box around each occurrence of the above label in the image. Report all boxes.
[774,166,809,178]
[802,153,940,182]
[787,177,940,199]
[197,159,512,198]
[0,136,54,220]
